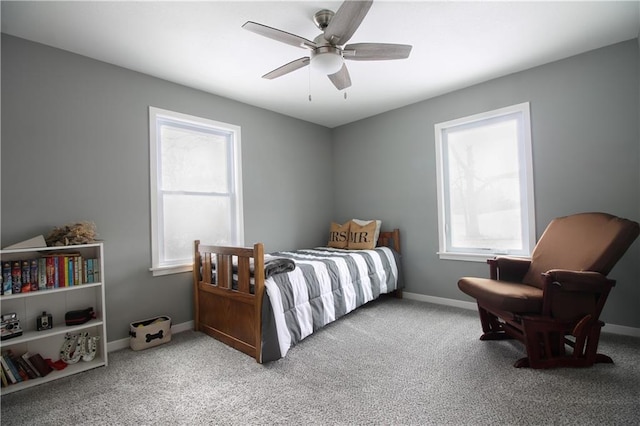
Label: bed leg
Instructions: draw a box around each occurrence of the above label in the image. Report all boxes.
[394,289,403,299]
[193,240,201,332]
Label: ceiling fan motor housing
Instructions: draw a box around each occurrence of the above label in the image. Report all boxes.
[313,9,335,30]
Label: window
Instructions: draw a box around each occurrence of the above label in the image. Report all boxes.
[149,107,244,276]
[434,102,535,261]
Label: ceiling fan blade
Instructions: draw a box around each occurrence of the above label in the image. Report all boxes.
[243,21,317,50]
[327,63,352,90]
[343,43,412,60]
[323,0,373,46]
[262,57,310,80]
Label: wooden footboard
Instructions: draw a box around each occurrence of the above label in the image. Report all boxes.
[193,229,401,363]
[193,241,265,362]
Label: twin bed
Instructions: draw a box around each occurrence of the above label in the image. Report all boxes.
[193,228,401,363]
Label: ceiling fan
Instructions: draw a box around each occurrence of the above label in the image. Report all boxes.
[242,0,412,91]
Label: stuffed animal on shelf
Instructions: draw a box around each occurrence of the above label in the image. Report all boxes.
[45,221,99,246]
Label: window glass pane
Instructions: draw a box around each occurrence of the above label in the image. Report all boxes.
[435,102,534,260]
[162,194,231,263]
[150,106,243,274]
[160,125,229,193]
[446,118,523,251]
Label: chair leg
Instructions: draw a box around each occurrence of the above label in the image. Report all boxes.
[519,323,545,368]
[477,304,492,333]
[477,304,513,340]
[575,320,613,366]
[517,329,564,368]
[517,317,612,368]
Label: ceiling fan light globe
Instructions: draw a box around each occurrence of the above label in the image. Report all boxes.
[311,48,343,74]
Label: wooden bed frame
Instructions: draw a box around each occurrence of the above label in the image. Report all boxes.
[193,228,401,363]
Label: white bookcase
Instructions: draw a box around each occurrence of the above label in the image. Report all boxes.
[0,242,107,394]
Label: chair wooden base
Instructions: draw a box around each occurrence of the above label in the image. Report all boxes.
[477,303,613,369]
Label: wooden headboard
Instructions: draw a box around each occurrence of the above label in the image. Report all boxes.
[378,228,401,253]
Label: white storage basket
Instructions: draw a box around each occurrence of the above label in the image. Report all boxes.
[129,316,171,351]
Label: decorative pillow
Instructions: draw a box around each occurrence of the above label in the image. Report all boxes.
[328,221,350,249]
[352,219,382,245]
[347,220,377,250]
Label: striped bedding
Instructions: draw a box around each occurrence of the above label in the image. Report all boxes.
[260,246,400,362]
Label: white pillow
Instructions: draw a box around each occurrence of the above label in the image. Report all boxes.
[352,219,382,245]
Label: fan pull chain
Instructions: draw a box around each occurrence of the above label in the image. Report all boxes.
[308,64,312,102]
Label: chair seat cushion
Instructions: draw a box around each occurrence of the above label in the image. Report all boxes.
[458,277,543,313]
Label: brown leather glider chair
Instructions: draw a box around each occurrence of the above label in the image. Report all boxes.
[458,212,639,369]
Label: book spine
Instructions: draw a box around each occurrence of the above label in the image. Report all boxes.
[2,354,22,383]
[76,255,82,284]
[28,353,52,377]
[21,260,31,293]
[30,259,39,291]
[2,261,12,295]
[11,261,21,294]
[93,258,100,283]
[9,354,29,382]
[67,257,74,286]
[21,352,41,378]
[0,364,8,387]
[54,256,60,288]
[0,355,17,384]
[57,256,65,288]
[14,356,37,379]
[38,258,47,290]
[46,257,55,289]
[61,256,67,287]
[86,259,93,283]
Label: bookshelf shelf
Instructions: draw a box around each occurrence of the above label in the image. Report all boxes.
[0,358,106,394]
[0,243,107,395]
[1,318,104,346]
[0,282,102,301]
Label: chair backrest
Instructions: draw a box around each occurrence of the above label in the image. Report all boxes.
[523,212,640,289]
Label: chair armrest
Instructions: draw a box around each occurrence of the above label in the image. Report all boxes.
[488,256,531,281]
[543,269,614,293]
[540,270,615,319]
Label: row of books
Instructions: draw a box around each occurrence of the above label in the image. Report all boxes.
[1,349,53,387]
[1,253,101,296]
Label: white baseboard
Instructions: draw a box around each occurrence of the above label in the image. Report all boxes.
[403,292,477,311]
[107,320,194,353]
[601,323,640,338]
[403,291,640,338]
[105,295,640,351]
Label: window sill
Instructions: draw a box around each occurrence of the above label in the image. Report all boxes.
[149,264,193,277]
[437,252,529,263]
[437,252,494,262]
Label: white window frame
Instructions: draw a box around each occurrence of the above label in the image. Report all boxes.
[434,102,535,262]
[149,106,244,276]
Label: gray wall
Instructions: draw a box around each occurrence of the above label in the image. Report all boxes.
[1,35,334,341]
[333,39,640,329]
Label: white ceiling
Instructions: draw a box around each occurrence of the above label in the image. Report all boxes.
[2,1,639,128]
